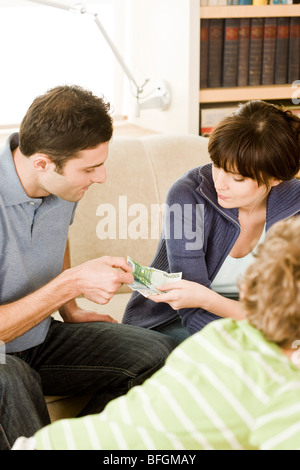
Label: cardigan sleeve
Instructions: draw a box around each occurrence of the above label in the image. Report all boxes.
[123,167,225,334]
[164,174,221,333]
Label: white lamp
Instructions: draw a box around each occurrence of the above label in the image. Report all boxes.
[25,0,171,117]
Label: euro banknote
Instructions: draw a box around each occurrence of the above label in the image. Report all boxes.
[127,256,182,297]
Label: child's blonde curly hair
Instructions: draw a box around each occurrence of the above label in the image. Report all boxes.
[241,217,300,346]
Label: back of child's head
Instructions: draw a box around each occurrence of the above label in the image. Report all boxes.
[241,216,300,346]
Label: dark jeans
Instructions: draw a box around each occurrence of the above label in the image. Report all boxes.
[155,317,191,343]
[0,319,178,450]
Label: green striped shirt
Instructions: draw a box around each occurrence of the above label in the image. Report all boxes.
[34,319,300,450]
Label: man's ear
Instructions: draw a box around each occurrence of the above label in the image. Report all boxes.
[32,154,52,172]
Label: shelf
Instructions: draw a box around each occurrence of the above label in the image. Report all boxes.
[200,4,300,19]
[199,4,300,115]
[200,85,294,103]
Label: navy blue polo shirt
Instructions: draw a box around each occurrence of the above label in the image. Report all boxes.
[0,134,77,353]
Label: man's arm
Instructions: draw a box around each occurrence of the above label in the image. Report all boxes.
[0,256,133,343]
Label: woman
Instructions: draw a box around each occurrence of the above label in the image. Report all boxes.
[123,100,300,341]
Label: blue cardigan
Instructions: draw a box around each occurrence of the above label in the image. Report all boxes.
[123,164,300,334]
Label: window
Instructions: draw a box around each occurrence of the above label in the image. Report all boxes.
[0,0,119,126]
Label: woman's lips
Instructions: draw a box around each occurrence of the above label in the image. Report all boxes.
[217,193,228,200]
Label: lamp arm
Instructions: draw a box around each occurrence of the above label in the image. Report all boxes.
[26,0,71,11]
[93,14,142,94]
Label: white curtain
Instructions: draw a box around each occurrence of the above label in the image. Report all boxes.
[0,0,129,126]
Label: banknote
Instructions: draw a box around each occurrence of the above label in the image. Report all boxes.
[127,256,182,297]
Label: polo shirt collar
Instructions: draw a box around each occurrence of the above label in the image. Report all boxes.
[0,133,42,207]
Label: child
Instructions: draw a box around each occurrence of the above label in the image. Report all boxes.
[13,217,300,450]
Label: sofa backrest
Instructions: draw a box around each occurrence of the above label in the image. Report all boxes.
[68,134,210,292]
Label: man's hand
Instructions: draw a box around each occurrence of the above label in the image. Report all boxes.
[71,256,134,306]
[59,299,118,324]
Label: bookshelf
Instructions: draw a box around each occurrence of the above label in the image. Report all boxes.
[199,4,300,133]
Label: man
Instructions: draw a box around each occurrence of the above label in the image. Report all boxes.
[0,85,177,450]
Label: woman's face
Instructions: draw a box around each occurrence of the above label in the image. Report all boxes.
[212,164,272,211]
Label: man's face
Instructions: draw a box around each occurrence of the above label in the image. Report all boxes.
[37,142,109,202]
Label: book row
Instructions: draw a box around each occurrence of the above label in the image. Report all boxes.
[201,0,300,4]
[200,17,300,88]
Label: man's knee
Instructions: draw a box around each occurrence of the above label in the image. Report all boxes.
[0,355,49,450]
[0,354,42,393]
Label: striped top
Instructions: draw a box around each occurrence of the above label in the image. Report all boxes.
[33,319,300,450]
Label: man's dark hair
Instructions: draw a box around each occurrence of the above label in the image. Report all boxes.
[19,85,113,171]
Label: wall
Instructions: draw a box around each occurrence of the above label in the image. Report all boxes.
[1,0,200,135]
[123,0,200,135]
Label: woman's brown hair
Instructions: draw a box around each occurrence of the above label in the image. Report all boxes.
[208,100,300,187]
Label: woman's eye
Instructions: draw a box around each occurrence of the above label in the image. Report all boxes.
[233,177,245,182]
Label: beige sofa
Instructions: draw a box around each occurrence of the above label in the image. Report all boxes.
[46,133,211,421]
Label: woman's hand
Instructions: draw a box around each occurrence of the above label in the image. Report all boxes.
[148,280,210,310]
[148,280,246,321]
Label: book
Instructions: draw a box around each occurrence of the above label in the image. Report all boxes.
[200,19,209,89]
[238,0,252,3]
[237,18,250,86]
[208,19,224,88]
[288,17,300,83]
[261,18,277,85]
[274,17,290,84]
[223,18,239,87]
[248,18,264,86]
[201,105,238,136]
